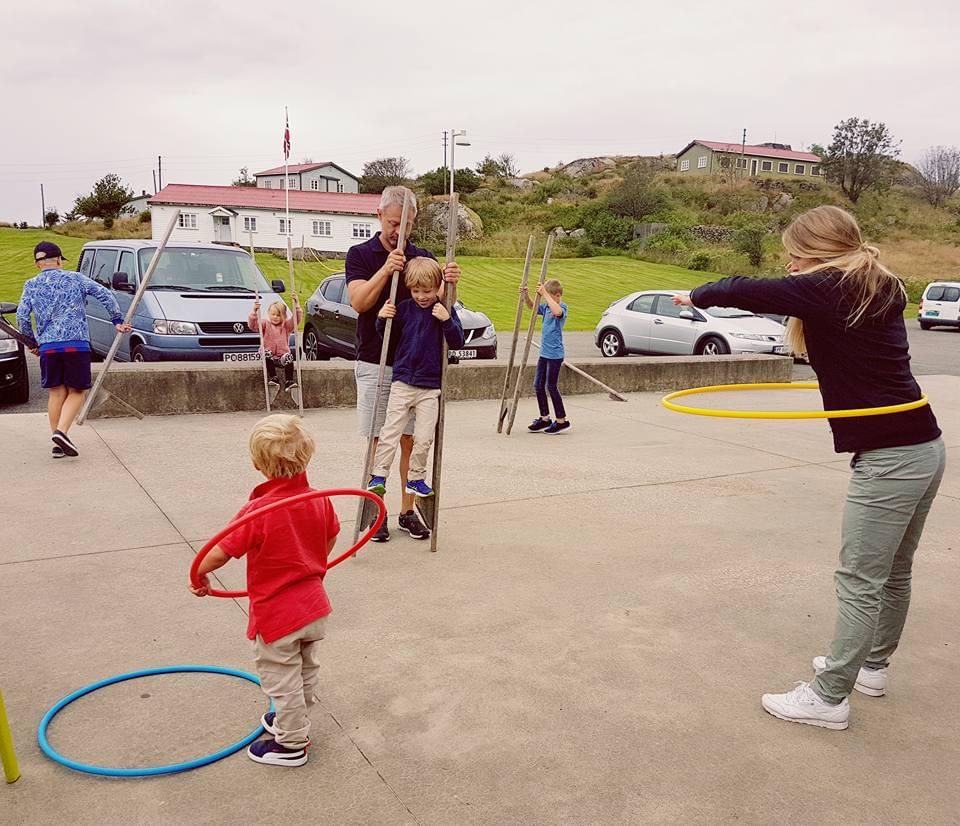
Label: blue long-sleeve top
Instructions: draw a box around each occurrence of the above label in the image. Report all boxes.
[375,299,465,389]
[17,268,122,353]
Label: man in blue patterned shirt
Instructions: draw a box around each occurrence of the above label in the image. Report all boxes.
[17,241,131,459]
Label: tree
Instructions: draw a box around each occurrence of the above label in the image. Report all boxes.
[496,153,519,178]
[733,219,770,267]
[73,173,134,221]
[821,118,900,203]
[475,155,501,177]
[418,167,481,196]
[63,210,77,222]
[232,166,256,187]
[44,209,59,228]
[607,164,665,220]
[915,146,960,207]
[359,157,412,193]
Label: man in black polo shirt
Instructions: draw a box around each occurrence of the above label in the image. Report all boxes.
[346,186,461,542]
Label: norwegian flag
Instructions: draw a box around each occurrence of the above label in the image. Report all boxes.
[283,109,291,160]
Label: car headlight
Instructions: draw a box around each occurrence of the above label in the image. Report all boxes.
[153,319,198,335]
[729,332,767,341]
[479,324,495,340]
[0,339,18,353]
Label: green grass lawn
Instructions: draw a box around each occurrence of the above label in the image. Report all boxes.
[0,228,918,330]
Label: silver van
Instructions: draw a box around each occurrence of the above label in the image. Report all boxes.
[78,240,290,361]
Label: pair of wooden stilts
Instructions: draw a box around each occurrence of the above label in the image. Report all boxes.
[497,234,627,436]
[353,193,460,553]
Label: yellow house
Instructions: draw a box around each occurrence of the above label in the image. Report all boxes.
[676,140,821,178]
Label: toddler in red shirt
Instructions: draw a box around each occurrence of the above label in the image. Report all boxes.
[190,413,339,767]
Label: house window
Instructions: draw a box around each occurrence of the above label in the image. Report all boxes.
[761,160,772,172]
[263,180,272,189]
[795,164,806,175]
[811,165,821,176]
[310,179,319,190]
[778,162,789,173]
[288,176,298,189]
[243,216,257,233]
[736,158,748,169]
[352,222,372,239]
[312,220,332,237]
[697,156,708,169]
[718,157,731,169]
[178,213,198,229]
[279,218,293,235]
[680,159,690,171]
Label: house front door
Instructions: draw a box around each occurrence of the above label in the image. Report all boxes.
[750,159,758,176]
[217,216,232,242]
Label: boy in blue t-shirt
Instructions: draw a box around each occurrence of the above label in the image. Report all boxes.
[521,278,570,434]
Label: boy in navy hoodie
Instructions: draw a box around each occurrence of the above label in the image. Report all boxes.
[367,257,464,531]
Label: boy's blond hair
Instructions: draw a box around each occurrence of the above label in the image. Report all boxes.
[544,278,563,296]
[404,257,443,290]
[249,414,315,478]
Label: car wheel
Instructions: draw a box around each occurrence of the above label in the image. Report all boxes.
[919,321,932,330]
[131,343,146,363]
[697,336,730,356]
[3,361,30,404]
[599,329,625,357]
[302,327,328,361]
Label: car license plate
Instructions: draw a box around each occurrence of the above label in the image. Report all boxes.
[925,310,940,317]
[450,349,477,359]
[773,345,786,354]
[223,352,261,363]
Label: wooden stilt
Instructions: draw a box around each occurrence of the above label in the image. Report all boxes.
[505,233,555,435]
[249,232,272,412]
[288,236,304,417]
[496,235,535,432]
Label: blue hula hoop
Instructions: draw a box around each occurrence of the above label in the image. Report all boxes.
[38,665,274,777]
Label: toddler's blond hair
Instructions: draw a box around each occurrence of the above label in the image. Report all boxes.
[544,278,563,296]
[249,414,315,478]
[268,300,288,319]
[404,257,443,290]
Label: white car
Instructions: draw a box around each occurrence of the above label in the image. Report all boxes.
[918,281,960,330]
[594,290,787,357]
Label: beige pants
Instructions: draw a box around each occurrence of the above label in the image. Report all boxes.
[372,381,440,481]
[253,616,327,749]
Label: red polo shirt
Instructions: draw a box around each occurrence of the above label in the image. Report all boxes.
[219,472,339,644]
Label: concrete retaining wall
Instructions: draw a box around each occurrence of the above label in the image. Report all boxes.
[88,356,793,418]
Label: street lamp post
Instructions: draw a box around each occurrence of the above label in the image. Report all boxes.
[449,128,470,197]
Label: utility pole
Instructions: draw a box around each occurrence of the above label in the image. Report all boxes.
[740,128,747,178]
[442,131,448,194]
[152,170,157,194]
[40,184,45,228]
[158,155,163,190]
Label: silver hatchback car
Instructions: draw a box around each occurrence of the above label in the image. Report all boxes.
[594,289,786,357]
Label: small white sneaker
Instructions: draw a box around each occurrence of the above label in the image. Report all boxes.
[761,681,849,730]
[812,656,887,697]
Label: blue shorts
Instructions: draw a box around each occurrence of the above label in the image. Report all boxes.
[40,350,92,390]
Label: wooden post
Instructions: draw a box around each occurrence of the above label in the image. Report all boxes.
[496,235,535,432]
[0,690,20,784]
[530,340,628,401]
[76,209,180,425]
[250,232,272,412]
[505,232,554,435]
[427,193,459,552]
[352,192,412,544]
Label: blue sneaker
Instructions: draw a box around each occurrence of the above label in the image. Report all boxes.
[544,420,571,435]
[367,475,386,495]
[247,738,308,767]
[261,711,280,736]
[405,479,434,497]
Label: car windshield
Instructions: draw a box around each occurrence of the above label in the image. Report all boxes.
[702,306,756,319]
[138,248,271,293]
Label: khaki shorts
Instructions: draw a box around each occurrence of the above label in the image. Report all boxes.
[355,360,415,437]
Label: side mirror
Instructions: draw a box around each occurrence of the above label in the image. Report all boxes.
[112,271,134,293]
[271,279,286,294]
[678,310,696,320]
[0,301,17,315]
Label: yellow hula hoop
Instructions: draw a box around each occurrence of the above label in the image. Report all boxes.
[661,383,929,420]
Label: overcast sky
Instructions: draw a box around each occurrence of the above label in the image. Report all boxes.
[1,0,957,223]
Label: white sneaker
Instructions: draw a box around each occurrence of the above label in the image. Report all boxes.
[812,656,887,697]
[761,681,850,730]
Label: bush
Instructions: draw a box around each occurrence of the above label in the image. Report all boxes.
[732,221,769,267]
[139,209,151,224]
[647,235,688,255]
[582,208,634,249]
[103,217,114,229]
[577,239,596,257]
[607,164,666,220]
[688,251,714,271]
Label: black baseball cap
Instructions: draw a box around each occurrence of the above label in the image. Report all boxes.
[34,241,67,262]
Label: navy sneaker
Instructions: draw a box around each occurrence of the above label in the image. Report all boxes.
[261,711,280,736]
[544,420,571,435]
[247,738,307,767]
[405,479,434,497]
[52,430,78,456]
[367,475,386,495]
[528,418,552,432]
[52,445,65,459]
[371,516,390,542]
[398,510,430,540]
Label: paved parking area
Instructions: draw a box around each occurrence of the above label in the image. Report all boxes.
[2,380,959,824]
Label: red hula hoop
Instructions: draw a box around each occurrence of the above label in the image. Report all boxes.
[189,488,386,598]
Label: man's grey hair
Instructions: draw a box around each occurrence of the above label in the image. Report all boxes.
[379,185,417,217]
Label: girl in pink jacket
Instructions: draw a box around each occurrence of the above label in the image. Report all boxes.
[248,295,303,391]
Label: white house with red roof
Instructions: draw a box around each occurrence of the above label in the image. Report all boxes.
[254,162,360,193]
[148,184,380,253]
[676,140,821,178]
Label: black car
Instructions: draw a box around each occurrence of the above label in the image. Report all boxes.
[302,272,498,362]
[0,302,30,404]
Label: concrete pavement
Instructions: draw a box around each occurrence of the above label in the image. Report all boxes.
[2,380,959,824]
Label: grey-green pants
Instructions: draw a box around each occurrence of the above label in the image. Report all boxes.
[814,437,945,704]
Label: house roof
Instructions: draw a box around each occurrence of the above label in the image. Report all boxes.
[254,161,359,179]
[679,140,820,163]
[148,184,380,215]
